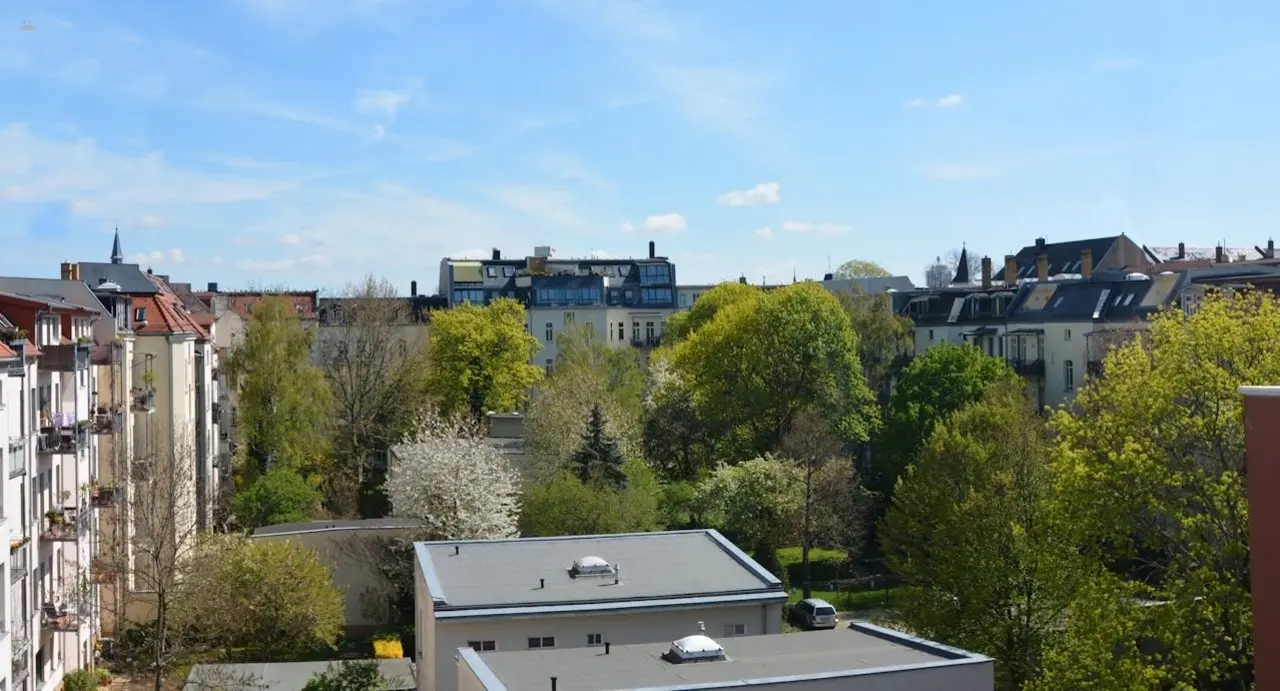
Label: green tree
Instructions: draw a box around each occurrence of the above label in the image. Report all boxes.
[1051,290,1269,689]
[877,342,1016,497]
[519,459,662,536]
[316,276,435,518]
[697,456,803,581]
[833,259,892,279]
[425,298,542,420]
[232,467,324,529]
[661,281,761,345]
[176,536,345,661]
[881,380,1096,690]
[570,403,627,489]
[303,660,389,691]
[641,355,721,482]
[836,288,914,401]
[524,325,643,483]
[672,281,876,461]
[224,297,333,481]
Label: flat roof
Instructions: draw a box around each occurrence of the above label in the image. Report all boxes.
[460,623,991,691]
[185,659,414,691]
[417,530,783,616]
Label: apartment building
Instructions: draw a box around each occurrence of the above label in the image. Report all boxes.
[413,530,787,691]
[2,320,36,691]
[437,244,678,369]
[314,286,446,362]
[457,622,994,691]
[0,284,104,691]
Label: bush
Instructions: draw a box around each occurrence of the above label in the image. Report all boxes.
[233,467,323,529]
[372,632,403,659]
[63,670,98,691]
[776,547,848,585]
[96,668,112,685]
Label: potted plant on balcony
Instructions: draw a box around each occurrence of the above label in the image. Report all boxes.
[0,326,26,344]
[141,370,156,388]
[46,509,66,526]
[76,336,91,345]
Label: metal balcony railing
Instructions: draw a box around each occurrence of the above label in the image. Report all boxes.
[40,510,79,541]
[132,389,155,412]
[39,343,90,371]
[41,602,78,631]
[1005,357,1046,377]
[8,441,25,477]
[90,485,123,509]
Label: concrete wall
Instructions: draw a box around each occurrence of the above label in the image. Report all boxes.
[423,601,783,691]
[526,307,671,371]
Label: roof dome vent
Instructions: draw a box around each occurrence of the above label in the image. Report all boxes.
[663,635,725,664]
[568,556,614,578]
[1126,272,1151,281]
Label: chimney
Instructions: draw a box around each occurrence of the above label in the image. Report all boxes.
[1036,253,1049,281]
[1270,240,1276,259]
[822,273,834,281]
[605,642,611,655]
[648,241,656,259]
[1080,247,1094,279]
[1178,242,1186,259]
[60,262,74,281]
[739,276,747,285]
[1216,245,1226,263]
[1238,386,1280,690]
[980,256,992,290]
[410,280,418,298]
[1035,237,1046,251]
[207,282,219,292]
[492,248,501,261]
[454,545,460,556]
[551,678,558,691]
[1004,255,1017,285]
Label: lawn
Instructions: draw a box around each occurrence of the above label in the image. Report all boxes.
[787,586,902,612]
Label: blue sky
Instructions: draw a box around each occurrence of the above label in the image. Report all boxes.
[2,0,1280,292]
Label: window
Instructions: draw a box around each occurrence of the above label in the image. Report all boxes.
[503,266,514,277]
[617,322,625,341]
[639,264,671,285]
[928,329,935,341]
[527,637,555,649]
[486,266,498,278]
[134,307,146,323]
[587,633,603,646]
[452,289,484,304]
[545,323,554,342]
[645,321,655,341]
[468,641,496,652]
[1064,328,1072,341]
[641,287,672,304]
[584,321,593,334]
[631,321,640,342]
[1064,360,1075,392]
[564,312,575,324]
[723,624,746,637]
[679,293,689,307]
[545,360,553,375]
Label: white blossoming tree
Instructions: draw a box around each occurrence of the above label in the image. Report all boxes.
[388,410,521,539]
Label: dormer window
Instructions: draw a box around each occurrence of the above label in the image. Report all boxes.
[134,307,146,323]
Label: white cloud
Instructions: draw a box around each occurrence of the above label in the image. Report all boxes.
[922,163,1001,181]
[239,259,296,271]
[299,254,328,265]
[622,213,687,235]
[781,221,850,236]
[936,94,964,108]
[169,248,186,263]
[128,248,185,265]
[210,256,224,264]
[905,94,964,109]
[717,182,780,206]
[533,150,612,191]
[489,185,584,228]
[371,124,386,142]
[353,80,422,118]
[753,226,774,240]
[279,233,301,245]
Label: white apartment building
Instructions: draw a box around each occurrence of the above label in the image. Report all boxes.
[2,328,36,691]
[457,622,994,691]
[414,530,788,691]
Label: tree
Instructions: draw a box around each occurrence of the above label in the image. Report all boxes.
[924,256,951,289]
[1051,290,1269,688]
[524,325,643,483]
[176,536,345,661]
[661,281,761,345]
[641,356,721,482]
[570,404,627,489]
[224,296,333,481]
[519,459,662,536]
[881,380,1097,690]
[425,298,542,420]
[778,410,870,598]
[836,288,914,401]
[697,456,803,581]
[388,410,521,540]
[672,281,876,462]
[947,247,982,282]
[232,467,324,529]
[303,661,389,691]
[834,259,892,279]
[316,276,435,518]
[877,342,1016,497]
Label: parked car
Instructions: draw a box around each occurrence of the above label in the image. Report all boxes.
[789,598,839,630]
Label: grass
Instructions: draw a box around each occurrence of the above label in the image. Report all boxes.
[787,586,903,613]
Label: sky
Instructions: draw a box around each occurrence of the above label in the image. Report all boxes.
[2,0,1280,293]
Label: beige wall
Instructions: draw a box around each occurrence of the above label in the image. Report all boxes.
[423,601,784,691]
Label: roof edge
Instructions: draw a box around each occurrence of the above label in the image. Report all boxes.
[457,647,509,691]
[704,529,782,588]
[416,542,448,603]
[434,590,788,620]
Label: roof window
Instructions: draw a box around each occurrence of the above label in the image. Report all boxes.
[568,556,614,578]
[663,635,725,664]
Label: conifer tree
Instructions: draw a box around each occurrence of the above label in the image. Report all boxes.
[570,404,627,489]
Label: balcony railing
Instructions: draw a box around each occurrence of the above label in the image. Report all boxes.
[10,543,27,583]
[132,389,155,412]
[36,429,77,455]
[40,343,91,371]
[41,602,79,631]
[40,509,79,541]
[12,631,30,680]
[93,412,118,434]
[91,485,122,509]
[1006,357,1046,377]
[8,440,25,477]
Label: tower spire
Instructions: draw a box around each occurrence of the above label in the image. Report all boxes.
[110,226,123,264]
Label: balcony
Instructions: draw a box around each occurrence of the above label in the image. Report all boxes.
[41,602,79,631]
[36,428,78,455]
[40,509,80,541]
[8,440,25,477]
[12,630,30,680]
[93,410,119,434]
[91,484,123,508]
[1006,357,1046,377]
[10,542,27,583]
[132,389,156,412]
[40,343,91,371]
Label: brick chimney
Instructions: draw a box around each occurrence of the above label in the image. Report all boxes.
[1216,245,1226,263]
[1036,253,1049,281]
[1004,255,1017,285]
[1081,247,1094,279]
[980,256,992,290]
[1178,242,1186,259]
[1239,386,1280,690]
[60,262,74,281]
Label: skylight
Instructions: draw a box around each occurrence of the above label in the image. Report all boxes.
[663,635,725,664]
[568,556,614,578]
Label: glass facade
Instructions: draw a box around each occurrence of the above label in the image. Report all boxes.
[639,264,671,285]
[532,286,602,306]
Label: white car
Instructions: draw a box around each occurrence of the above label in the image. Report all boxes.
[790,598,839,630]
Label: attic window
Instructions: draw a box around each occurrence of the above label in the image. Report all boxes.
[1123,293,1135,306]
[569,556,614,578]
[662,635,725,664]
[134,307,146,323]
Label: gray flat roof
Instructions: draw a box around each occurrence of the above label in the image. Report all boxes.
[417,530,783,613]
[251,517,422,537]
[461,623,991,691]
[185,659,414,691]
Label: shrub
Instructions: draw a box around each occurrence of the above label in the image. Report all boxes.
[63,670,98,691]
[372,632,403,659]
[776,547,848,585]
[96,668,112,685]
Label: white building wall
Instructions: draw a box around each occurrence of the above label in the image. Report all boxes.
[528,307,672,373]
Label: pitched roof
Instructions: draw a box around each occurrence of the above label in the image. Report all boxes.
[222,292,319,321]
[0,277,107,315]
[1013,236,1125,278]
[131,274,209,338]
[77,261,160,295]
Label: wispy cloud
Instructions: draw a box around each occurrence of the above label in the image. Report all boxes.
[488,185,585,228]
[621,213,687,235]
[353,79,423,118]
[717,182,781,206]
[781,220,850,236]
[906,94,965,109]
[753,227,774,240]
[533,150,612,191]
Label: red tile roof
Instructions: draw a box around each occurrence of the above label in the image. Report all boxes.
[223,292,319,320]
[0,341,14,358]
[131,274,210,339]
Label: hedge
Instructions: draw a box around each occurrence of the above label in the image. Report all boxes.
[775,547,848,585]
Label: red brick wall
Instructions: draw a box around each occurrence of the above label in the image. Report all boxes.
[1242,387,1280,690]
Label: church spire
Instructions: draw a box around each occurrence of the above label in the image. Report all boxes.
[951,246,970,284]
[110,226,123,264]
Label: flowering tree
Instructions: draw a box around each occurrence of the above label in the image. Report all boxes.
[388,411,520,540]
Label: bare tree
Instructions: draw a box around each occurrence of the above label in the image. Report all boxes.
[925,249,983,288]
[778,410,871,598]
[315,276,434,517]
[388,410,521,540]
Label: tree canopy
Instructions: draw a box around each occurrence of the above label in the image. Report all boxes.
[661,281,761,345]
[570,403,627,489]
[425,298,542,420]
[833,259,892,279]
[519,459,661,537]
[232,466,324,529]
